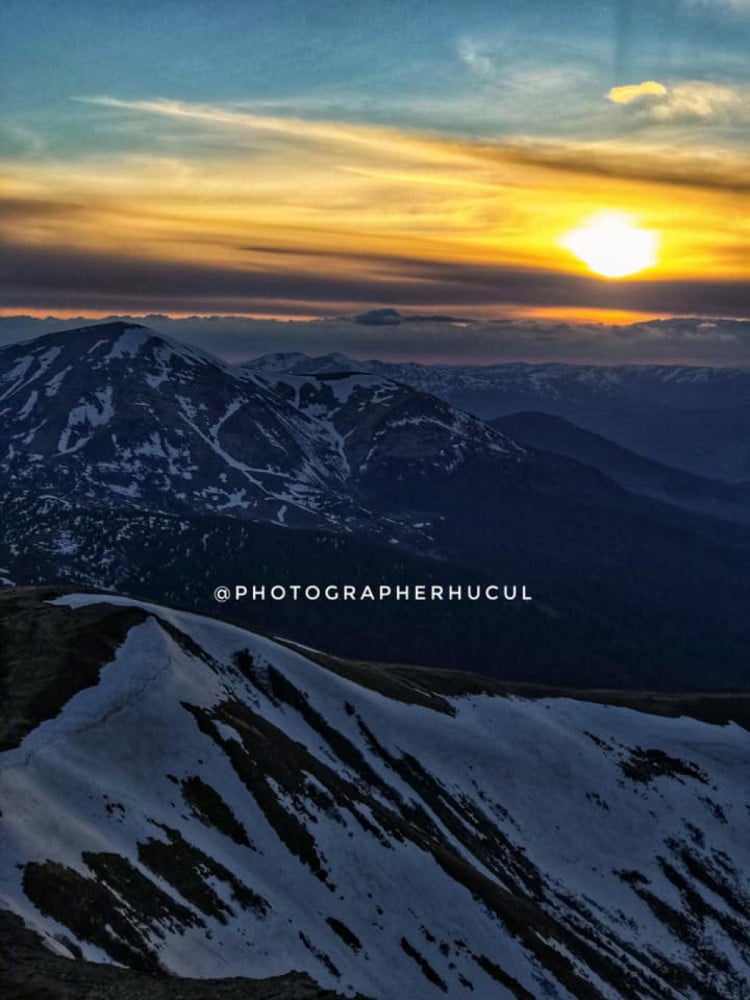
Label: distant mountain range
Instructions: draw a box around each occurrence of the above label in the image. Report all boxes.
[492,411,750,525]
[248,349,750,412]
[1,321,749,689]
[1,588,748,999]
[247,351,750,482]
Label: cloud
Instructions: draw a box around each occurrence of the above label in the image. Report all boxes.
[488,135,750,191]
[73,96,467,167]
[607,80,749,124]
[608,81,668,105]
[70,94,750,193]
[1,313,748,367]
[1,242,748,321]
[457,38,495,78]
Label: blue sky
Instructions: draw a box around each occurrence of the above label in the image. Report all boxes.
[3,0,748,147]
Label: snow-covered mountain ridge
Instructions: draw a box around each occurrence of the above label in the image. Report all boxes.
[246,351,750,407]
[245,352,750,482]
[0,589,748,999]
[0,322,522,539]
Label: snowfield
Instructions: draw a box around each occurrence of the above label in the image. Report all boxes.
[0,591,748,999]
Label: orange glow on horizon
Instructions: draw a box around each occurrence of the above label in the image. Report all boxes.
[0,305,693,327]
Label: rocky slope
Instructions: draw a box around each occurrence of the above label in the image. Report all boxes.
[0,589,748,999]
[0,910,354,1000]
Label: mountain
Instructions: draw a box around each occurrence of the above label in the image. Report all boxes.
[246,353,750,482]
[0,321,521,544]
[0,321,368,534]
[246,352,750,409]
[1,588,749,999]
[492,412,750,525]
[2,321,750,689]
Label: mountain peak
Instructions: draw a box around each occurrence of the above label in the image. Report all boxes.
[13,320,161,357]
[10,320,230,374]
[69,320,148,336]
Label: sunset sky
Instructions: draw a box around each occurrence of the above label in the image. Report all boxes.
[1,0,748,328]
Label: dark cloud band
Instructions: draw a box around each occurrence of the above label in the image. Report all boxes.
[2,243,748,318]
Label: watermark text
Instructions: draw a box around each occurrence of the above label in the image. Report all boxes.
[213,583,532,603]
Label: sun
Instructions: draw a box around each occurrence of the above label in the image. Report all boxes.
[560,211,658,278]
